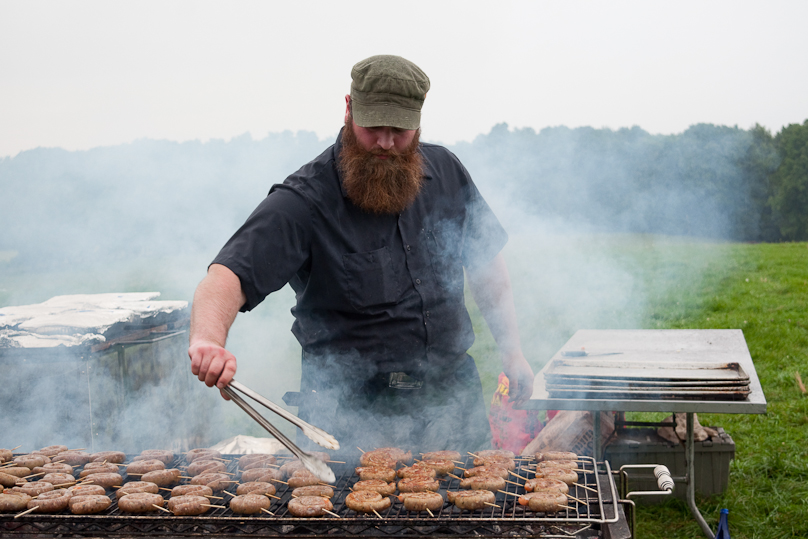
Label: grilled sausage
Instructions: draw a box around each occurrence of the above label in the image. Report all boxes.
[399,491,444,512]
[355,466,397,482]
[421,450,462,462]
[134,450,174,464]
[238,454,277,470]
[28,489,72,513]
[520,491,568,512]
[535,451,577,462]
[413,458,456,476]
[126,459,165,475]
[523,477,569,494]
[463,466,509,479]
[345,490,391,513]
[117,492,165,513]
[291,485,334,498]
[168,494,210,516]
[38,445,69,457]
[185,449,221,463]
[0,493,32,512]
[190,472,232,491]
[363,447,412,465]
[171,484,214,498]
[287,495,333,517]
[447,490,496,511]
[14,455,48,468]
[54,452,91,466]
[287,470,322,489]
[397,476,439,493]
[476,450,515,459]
[352,480,395,496]
[69,494,111,514]
[187,459,227,476]
[237,481,277,496]
[472,456,515,470]
[67,484,107,497]
[533,468,578,485]
[242,467,283,483]
[90,451,127,464]
[538,460,579,471]
[2,467,31,478]
[82,472,123,489]
[229,493,271,515]
[459,475,506,492]
[279,460,308,478]
[115,481,160,499]
[11,481,54,496]
[0,472,22,488]
[80,462,119,477]
[141,468,181,486]
[397,464,437,479]
[35,462,75,475]
[0,449,13,463]
[41,472,77,487]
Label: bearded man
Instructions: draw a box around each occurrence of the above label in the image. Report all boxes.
[188,55,534,457]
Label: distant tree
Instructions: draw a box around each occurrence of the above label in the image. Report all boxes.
[769,120,808,240]
[736,124,780,241]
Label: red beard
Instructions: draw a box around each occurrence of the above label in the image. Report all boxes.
[339,121,424,215]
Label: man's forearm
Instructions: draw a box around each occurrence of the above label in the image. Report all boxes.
[190,263,246,347]
[466,253,522,355]
[188,263,246,393]
[467,252,534,403]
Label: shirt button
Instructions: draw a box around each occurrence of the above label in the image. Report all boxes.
[406,245,411,251]
[425,311,430,318]
[415,279,421,285]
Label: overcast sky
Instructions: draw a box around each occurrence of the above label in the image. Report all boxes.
[1,0,807,158]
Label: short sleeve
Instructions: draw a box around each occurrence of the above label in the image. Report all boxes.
[211,184,311,311]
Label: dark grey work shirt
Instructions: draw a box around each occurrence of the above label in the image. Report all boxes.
[212,129,507,376]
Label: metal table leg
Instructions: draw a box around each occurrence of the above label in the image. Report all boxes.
[593,411,602,460]
[687,412,715,538]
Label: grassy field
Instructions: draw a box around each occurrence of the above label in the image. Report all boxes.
[467,238,808,538]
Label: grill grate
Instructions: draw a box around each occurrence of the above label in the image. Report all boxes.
[1,453,620,538]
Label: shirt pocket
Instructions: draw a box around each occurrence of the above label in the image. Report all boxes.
[426,224,465,292]
[342,246,402,310]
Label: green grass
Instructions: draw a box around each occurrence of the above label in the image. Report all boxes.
[467,237,808,538]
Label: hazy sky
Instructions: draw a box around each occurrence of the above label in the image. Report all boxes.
[2,0,807,158]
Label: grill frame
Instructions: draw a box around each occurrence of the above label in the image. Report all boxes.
[1,454,622,538]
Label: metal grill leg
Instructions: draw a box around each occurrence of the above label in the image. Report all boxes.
[687,412,715,538]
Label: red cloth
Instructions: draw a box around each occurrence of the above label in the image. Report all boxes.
[488,373,543,454]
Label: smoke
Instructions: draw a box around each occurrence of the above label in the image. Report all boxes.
[0,124,740,454]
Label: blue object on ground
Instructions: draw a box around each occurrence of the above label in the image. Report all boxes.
[715,508,730,539]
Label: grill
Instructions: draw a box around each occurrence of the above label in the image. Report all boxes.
[1,454,629,538]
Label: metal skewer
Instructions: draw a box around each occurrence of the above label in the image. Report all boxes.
[230,379,339,451]
[221,386,335,483]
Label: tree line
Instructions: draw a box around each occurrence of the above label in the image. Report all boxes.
[1,120,807,271]
[453,120,808,242]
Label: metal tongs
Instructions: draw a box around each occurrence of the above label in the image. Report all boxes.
[222,379,338,482]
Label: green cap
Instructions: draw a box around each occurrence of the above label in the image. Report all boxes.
[350,55,430,130]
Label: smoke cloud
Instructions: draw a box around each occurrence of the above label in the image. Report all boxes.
[0,124,744,452]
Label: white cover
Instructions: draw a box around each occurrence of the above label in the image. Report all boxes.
[0,292,188,349]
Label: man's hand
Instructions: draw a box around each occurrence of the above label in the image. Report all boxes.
[188,340,238,400]
[188,264,246,400]
[501,350,535,406]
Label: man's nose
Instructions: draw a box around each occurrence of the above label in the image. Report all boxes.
[376,128,395,150]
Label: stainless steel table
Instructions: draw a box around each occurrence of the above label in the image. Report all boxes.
[523,329,767,538]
